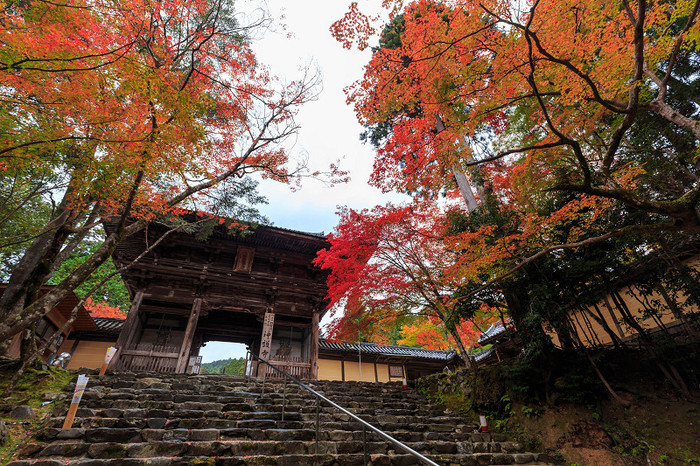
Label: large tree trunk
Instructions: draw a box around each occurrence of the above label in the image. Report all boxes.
[19,328,41,369]
[0,167,148,353]
[0,188,88,357]
[0,186,83,322]
[0,222,142,345]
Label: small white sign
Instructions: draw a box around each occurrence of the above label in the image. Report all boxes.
[479,414,488,432]
[71,374,89,404]
[104,347,117,364]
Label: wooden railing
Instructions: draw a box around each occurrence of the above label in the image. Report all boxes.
[118,343,180,373]
[261,355,311,379]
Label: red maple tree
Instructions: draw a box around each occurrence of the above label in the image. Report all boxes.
[315,201,481,362]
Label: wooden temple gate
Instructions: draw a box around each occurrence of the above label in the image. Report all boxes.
[108,218,328,378]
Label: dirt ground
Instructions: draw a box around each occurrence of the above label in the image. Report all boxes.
[507,393,700,465]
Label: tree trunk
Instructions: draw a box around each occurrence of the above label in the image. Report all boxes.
[0,161,149,348]
[432,305,472,369]
[19,328,41,369]
[584,349,630,407]
[610,290,691,398]
[0,187,88,359]
[657,284,699,341]
[589,303,626,350]
[448,323,473,369]
[453,168,479,212]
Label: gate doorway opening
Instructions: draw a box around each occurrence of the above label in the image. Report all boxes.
[199,341,247,374]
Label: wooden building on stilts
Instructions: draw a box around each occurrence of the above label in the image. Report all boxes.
[108,218,329,378]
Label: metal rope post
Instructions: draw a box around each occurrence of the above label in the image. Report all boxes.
[281,376,287,422]
[261,361,266,397]
[315,394,320,454]
[363,424,368,465]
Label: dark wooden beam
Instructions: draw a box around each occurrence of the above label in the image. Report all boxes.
[115,291,143,349]
[111,290,144,369]
[176,298,202,373]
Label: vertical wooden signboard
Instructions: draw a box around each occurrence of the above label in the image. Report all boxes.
[257,311,275,377]
[187,356,203,374]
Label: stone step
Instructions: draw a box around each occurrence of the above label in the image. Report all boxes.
[70,379,422,394]
[14,372,556,466]
[78,389,428,405]
[36,425,487,444]
[72,397,433,411]
[8,452,554,465]
[80,376,415,391]
[74,399,446,417]
[50,406,465,426]
[39,417,481,439]
[19,438,522,458]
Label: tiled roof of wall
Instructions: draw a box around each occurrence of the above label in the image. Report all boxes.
[477,320,513,345]
[319,340,457,361]
[93,317,125,333]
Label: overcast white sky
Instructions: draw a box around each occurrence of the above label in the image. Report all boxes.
[200,1,402,363]
[244,0,406,234]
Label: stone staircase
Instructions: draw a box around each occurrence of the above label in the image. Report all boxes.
[8,371,555,465]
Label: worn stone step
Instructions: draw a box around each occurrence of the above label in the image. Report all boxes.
[296,412,469,425]
[260,404,446,417]
[81,391,260,405]
[295,420,474,433]
[17,372,556,466]
[19,438,526,460]
[46,421,476,440]
[37,425,483,444]
[8,452,554,465]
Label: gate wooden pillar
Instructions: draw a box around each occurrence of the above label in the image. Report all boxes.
[176,298,202,373]
[256,311,275,377]
[110,290,144,369]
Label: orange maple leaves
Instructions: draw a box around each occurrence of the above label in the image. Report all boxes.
[334,0,700,205]
[1,0,317,222]
[323,0,700,353]
[84,298,126,320]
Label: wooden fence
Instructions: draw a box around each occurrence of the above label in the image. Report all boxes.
[118,343,180,373]
[248,355,311,379]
